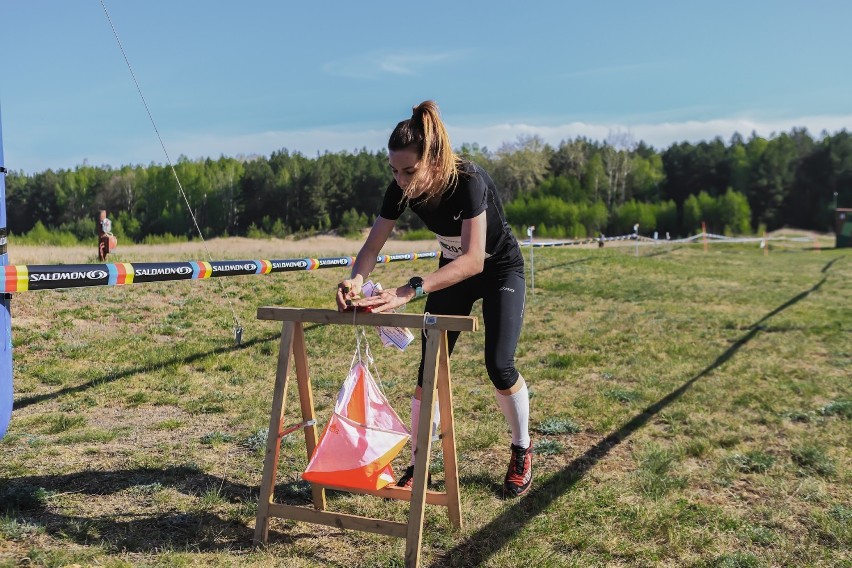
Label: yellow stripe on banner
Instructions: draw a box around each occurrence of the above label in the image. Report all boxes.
[201,261,212,278]
[123,263,134,285]
[17,266,29,292]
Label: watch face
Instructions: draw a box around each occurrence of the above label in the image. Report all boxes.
[409,276,424,289]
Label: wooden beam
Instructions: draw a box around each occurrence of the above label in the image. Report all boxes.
[314,483,450,507]
[267,503,408,538]
[253,321,295,546]
[405,330,442,567]
[436,332,462,530]
[257,307,477,332]
[292,323,326,510]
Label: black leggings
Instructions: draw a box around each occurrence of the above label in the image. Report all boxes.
[417,266,526,391]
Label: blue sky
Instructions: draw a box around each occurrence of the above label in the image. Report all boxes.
[1,1,851,173]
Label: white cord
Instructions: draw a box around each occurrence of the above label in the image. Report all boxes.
[349,307,387,393]
[99,0,242,335]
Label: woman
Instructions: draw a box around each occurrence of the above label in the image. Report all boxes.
[336,101,532,497]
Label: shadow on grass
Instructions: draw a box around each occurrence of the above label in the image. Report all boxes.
[13,322,331,411]
[1,465,324,553]
[13,332,277,410]
[2,466,256,552]
[431,275,830,567]
[822,255,845,273]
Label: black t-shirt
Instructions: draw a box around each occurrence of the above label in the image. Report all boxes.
[380,161,523,272]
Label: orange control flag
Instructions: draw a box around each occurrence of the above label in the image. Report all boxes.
[302,360,410,490]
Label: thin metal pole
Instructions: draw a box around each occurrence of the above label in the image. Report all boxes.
[527,226,535,296]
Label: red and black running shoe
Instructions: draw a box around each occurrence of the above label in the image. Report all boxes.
[503,442,533,497]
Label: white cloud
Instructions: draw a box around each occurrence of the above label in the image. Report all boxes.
[322,50,465,79]
[448,115,852,151]
[12,114,852,172]
[559,61,671,79]
[160,114,851,165]
[149,114,852,162]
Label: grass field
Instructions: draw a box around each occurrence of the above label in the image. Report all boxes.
[1,234,849,567]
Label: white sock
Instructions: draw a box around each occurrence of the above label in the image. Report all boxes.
[409,397,440,466]
[495,378,530,449]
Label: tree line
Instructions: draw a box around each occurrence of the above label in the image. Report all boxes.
[5,127,850,244]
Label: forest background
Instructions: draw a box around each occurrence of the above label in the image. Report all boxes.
[6,127,851,246]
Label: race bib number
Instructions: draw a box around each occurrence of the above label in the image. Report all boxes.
[436,235,463,259]
[436,235,492,260]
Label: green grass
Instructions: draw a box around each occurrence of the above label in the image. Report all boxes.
[0,239,849,567]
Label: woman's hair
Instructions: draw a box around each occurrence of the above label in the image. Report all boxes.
[388,100,460,200]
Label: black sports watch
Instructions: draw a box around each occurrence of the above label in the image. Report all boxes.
[408,276,426,298]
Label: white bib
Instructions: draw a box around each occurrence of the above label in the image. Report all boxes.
[436,234,492,260]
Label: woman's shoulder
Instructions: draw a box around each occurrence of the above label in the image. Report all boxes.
[458,158,483,176]
[455,159,491,186]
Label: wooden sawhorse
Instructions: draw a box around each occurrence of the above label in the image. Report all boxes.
[253,307,478,568]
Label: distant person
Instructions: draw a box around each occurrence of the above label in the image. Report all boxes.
[97,210,114,262]
[336,100,533,497]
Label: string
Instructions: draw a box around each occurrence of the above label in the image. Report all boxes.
[349,307,386,393]
[99,0,243,337]
[352,307,361,366]
[363,326,383,391]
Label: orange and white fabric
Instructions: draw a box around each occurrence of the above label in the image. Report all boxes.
[303,360,409,490]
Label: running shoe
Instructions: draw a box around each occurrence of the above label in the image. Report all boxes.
[503,442,533,497]
[396,465,432,489]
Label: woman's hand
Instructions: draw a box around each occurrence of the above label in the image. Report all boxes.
[349,284,415,313]
[336,277,364,311]
[336,217,397,312]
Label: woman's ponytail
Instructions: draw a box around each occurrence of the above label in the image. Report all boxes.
[389,100,459,200]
